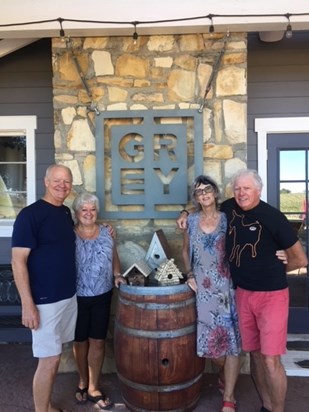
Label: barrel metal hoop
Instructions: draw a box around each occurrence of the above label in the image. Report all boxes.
[118,294,195,310]
[115,321,195,338]
[120,284,190,296]
[121,396,199,412]
[121,395,200,412]
[118,371,203,393]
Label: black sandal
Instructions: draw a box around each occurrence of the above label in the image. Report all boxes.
[88,393,114,410]
[75,387,88,404]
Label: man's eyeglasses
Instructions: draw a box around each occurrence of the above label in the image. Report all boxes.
[194,185,214,196]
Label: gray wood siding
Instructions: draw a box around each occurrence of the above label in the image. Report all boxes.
[247,31,309,170]
[0,39,54,264]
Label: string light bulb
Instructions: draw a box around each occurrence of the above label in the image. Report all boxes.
[285,13,293,39]
[208,14,214,35]
[132,21,139,44]
[286,23,293,39]
[58,17,65,38]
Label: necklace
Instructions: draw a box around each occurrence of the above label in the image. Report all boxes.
[199,211,220,234]
[200,211,219,220]
[75,224,99,240]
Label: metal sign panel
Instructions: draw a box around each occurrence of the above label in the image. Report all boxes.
[95,109,203,219]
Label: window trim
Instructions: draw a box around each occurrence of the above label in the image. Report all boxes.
[255,117,309,202]
[0,115,37,237]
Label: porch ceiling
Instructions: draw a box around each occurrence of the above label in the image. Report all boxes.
[0,39,39,58]
[0,0,308,56]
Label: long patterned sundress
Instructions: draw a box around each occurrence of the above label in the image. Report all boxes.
[187,211,241,359]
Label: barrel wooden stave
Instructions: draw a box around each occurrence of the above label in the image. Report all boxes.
[114,284,205,412]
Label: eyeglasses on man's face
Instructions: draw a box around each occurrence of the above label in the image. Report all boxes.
[194,185,214,196]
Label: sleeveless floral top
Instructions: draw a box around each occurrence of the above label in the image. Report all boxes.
[75,225,114,297]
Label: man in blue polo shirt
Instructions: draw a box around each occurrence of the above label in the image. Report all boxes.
[12,164,76,412]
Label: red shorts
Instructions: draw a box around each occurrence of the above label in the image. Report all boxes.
[235,287,289,356]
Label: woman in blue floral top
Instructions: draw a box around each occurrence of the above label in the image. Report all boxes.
[72,193,125,409]
[182,175,241,412]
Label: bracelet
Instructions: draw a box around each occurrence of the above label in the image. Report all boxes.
[186,270,194,279]
[180,209,189,216]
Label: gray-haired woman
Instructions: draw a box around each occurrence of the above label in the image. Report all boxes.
[72,192,125,409]
[182,175,241,412]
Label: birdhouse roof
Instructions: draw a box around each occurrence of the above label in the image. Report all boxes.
[155,259,183,281]
[122,259,152,278]
[145,229,172,269]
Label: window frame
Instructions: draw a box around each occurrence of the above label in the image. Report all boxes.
[255,116,309,202]
[0,116,37,237]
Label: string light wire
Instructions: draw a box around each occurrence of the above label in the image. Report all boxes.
[0,12,308,32]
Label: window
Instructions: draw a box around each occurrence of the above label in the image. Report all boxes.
[0,116,36,237]
[255,116,309,201]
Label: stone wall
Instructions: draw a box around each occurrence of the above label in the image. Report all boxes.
[52,31,247,267]
[52,32,248,373]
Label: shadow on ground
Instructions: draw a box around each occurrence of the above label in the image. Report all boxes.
[1,343,309,412]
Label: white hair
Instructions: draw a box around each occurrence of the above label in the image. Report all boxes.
[72,192,100,213]
[231,169,263,191]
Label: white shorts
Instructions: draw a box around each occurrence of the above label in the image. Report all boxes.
[32,295,77,358]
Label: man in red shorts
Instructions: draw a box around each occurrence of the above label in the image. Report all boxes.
[178,169,307,412]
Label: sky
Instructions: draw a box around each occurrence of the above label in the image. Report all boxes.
[280,150,308,193]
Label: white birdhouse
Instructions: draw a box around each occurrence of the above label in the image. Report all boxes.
[155,259,183,286]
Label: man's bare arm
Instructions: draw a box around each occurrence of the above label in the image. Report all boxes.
[177,208,195,230]
[285,240,308,273]
[11,247,40,330]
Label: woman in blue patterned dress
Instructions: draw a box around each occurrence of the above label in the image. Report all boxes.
[72,193,126,409]
[182,175,241,412]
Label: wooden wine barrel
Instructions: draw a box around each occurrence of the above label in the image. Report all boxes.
[114,284,205,412]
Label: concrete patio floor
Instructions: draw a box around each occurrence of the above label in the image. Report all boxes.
[1,343,309,412]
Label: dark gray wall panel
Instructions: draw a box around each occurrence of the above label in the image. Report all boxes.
[0,39,54,264]
[248,97,309,115]
[249,82,309,98]
[247,31,309,170]
[0,103,53,116]
[0,72,52,87]
[0,241,11,263]
[249,67,309,82]
[0,88,53,103]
